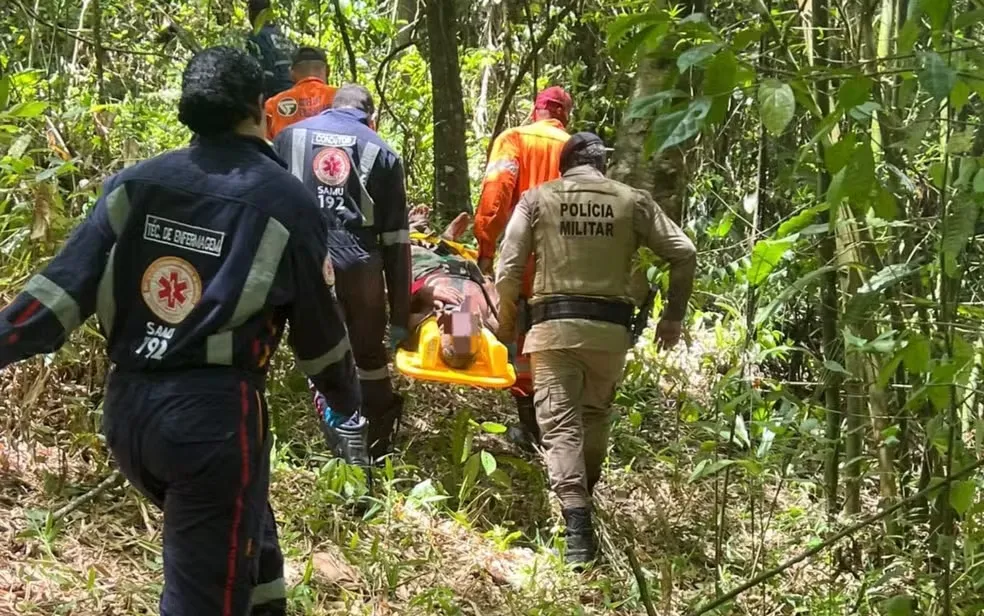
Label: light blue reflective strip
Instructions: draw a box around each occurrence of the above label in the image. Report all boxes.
[357,143,380,227]
[296,337,351,376]
[104,185,131,236]
[290,129,308,181]
[380,229,409,246]
[358,142,380,184]
[229,219,290,328]
[358,366,389,381]
[96,244,117,336]
[250,577,286,606]
[206,331,234,365]
[25,275,81,333]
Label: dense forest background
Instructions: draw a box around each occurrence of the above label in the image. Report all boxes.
[3,0,984,614]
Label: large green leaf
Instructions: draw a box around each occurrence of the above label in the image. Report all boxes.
[0,76,9,110]
[646,97,711,155]
[874,187,900,221]
[838,76,873,109]
[903,335,932,374]
[608,11,667,44]
[758,79,796,135]
[922,0,951,30]
[627,90,688,119]
[7,101,48,118]
[844,141,876,203]
[677,43,723,72]
[704,51,738,125]
[858,263,922,294]
[942,195,979,277]
[882,595,914,616]
[955,8,984,29]
[919,52,957,100]
[753,267,837,326]
[824,135,857,175]
[747,237,795,287]
[480,450,497,476]
[974,169,984,193]
[778,205,827,238]
[614,24,665,66]
[950,480,976,515]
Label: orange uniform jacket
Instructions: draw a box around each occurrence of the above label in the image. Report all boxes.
[264,77,338,140]
[474,118,570,261]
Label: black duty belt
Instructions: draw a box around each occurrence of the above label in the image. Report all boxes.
[529,296,634,328]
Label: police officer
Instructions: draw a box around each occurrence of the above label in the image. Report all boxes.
[247,0,295,98]
[273,84,411,462]
[495,132,696,566]
[0,47,362,615]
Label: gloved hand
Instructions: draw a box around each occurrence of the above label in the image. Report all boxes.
[389,325,410,351]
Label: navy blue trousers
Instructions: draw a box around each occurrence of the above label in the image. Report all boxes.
[103,370,286,616]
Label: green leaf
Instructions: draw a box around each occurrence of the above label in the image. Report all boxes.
[480,450,497,476]
[899,21,920,55]
[7,101,48,118]
[613,24,665,66]
[930,162,946,189]
[827,168,848,206]
[878,349,906,387]
[955,156,979,187]
[8,134,31,159]
[950,79,971,113]
[839,141,876,205]
[733,26,763,50]
[974,169,984,193]
[922,0,951,30]
[955,8,984,29]
[646,97,711,155]
[874,187,900,221]
[704,51,738,125]
[608,11,666,44]
[838,76,873,109]
[904,335,932,374]
[778,205,826,238]
[758,79,796,136]
[677,42,723,72]
[943,195,979,277]
[946,128,975,154]
[0,76,9,110]
[919,51,957,100]
[824,360,852,376]
[824,135,857,175]
[950,480,976,515]
[627,90,688,119]
[882,595,914,616]
[747,237,795,286]
[480,421,508,435]
[859,263,921,294]
[689,458,736,482]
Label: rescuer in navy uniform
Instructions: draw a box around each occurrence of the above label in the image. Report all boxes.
[274,84,411,462]
[0,47,362,616]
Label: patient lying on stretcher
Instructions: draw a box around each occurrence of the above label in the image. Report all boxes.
[406,205,499,370]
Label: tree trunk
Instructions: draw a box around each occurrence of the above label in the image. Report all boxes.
[423,0,471,215]
[394,0,419,47]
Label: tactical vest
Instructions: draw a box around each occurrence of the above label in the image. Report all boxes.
[531,172,638,303]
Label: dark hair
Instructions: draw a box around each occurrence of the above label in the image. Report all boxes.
[248,0,270,22]
[332,84,375,116]
[293,47,327,66]
[178,46,264,137]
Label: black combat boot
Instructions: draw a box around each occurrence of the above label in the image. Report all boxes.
[507,395,541,452]
[369,394,404,464]
[562,507,598,567]
[323,415,371,469]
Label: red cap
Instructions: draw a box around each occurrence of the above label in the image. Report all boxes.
[534,86,573,124]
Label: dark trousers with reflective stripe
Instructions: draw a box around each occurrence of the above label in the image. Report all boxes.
[334,252,400,454]
[103,370,286,616]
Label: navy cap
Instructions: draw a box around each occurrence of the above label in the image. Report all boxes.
[560,132,605,171]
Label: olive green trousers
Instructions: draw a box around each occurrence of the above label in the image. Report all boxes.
[531,348,626,509]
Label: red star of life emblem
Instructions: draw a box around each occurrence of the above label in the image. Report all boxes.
[312,147,351,186]
[157,270,188,308]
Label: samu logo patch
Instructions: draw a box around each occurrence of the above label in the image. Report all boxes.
[312,147,351,186]
[277,98,298,117]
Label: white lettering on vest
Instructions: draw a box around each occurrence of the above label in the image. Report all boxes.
[558,201,616,237]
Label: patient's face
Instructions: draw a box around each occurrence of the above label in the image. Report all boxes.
[440,310,480,369]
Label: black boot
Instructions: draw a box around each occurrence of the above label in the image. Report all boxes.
[507,395,540,452]
[562,507,597,567]
[323,415,371,469]
[369,394,404,464]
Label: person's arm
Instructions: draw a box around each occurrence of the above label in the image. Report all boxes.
[634,191,697,346]
[376,153,411,333]
[264,98,277,141]
[286,207,361,417]
[494,190,535,344]
[0,178,120,369]
[474,133,520,271]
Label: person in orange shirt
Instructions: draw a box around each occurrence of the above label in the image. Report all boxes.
[473,86,572,450]
[264,47,337,139]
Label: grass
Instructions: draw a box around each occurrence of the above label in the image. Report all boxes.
[0,329,909,615]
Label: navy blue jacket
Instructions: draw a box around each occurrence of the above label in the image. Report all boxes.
[247,23,295,98]
[0,134,360,416]
[273,108,411,330]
